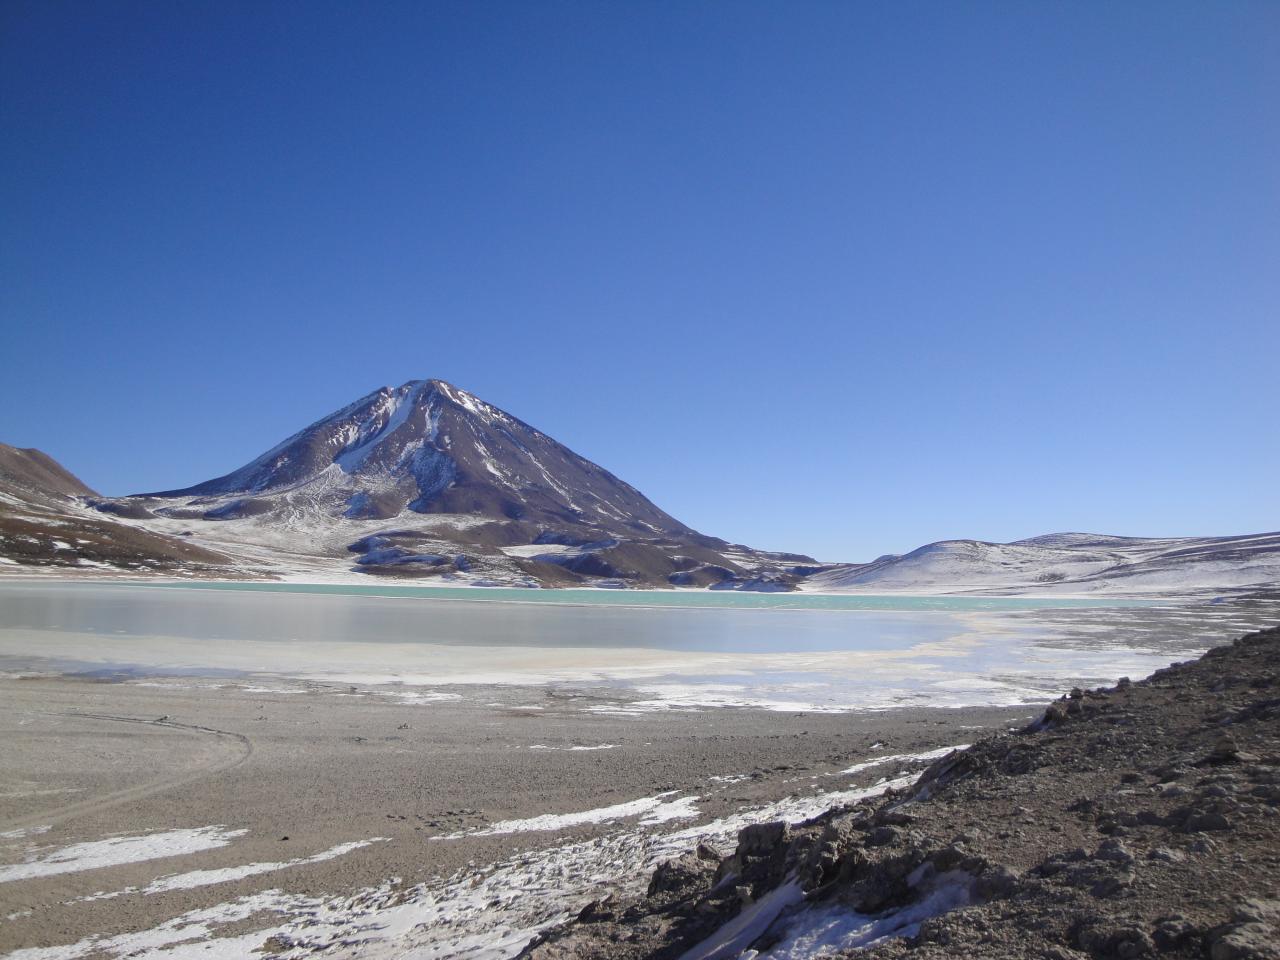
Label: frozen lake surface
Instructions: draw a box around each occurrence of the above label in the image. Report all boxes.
[0,581,1274,712]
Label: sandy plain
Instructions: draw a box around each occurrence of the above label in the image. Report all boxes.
[0,672,1030,957]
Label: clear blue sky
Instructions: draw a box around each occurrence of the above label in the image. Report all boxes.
[2,2,1277,561]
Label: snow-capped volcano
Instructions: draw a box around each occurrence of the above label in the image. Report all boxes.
[83,380,809,587]
[144,379,693,535]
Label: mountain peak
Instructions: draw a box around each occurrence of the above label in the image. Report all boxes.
[138,380,690,536]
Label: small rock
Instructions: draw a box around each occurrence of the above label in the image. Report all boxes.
[1096,839,1135,865]
[1152,915,1200,950]
[1184,811,1232,833]
[1233,900,1280,924]
[736,821,790,856]
[1206,922,1280,960]
[976,864,1021,899]
[1091,870,1135,899]
[867,825,898,847]
[647,854,712,898]
[575,895,615,921]
[695,842,723,862]
[1202,734,1256,767]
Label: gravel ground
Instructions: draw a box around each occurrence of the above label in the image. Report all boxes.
[0,675,1028,956]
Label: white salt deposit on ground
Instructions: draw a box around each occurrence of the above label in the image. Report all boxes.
[838,744,971,776]
[4,753,943,960]
[0,827,246,884]
[73,839,386,901]
[430,791,700,839]
[527,743,618,751]
[738,871,974,959]
[5,747,952,960]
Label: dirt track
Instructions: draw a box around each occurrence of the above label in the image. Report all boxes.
[0,712,252,834]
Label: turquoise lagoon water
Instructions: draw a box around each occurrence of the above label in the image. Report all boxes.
[148,579,1155,611]
[0,580,1162,661]
[0,580,1227,711]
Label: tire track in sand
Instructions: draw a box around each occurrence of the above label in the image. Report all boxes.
[0,713,253,833]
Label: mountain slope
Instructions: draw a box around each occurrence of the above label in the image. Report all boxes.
[0,443,97,501]
[0,444,233,576]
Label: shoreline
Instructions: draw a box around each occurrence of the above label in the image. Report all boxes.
[0,572,1195,606]
[2,582,1276,716]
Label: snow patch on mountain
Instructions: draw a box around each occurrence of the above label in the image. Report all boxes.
[804,532,1280,596]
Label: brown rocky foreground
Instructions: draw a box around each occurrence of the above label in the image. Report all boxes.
[521,627,1280,960]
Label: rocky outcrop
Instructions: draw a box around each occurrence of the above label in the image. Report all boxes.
[520,627,1280,959]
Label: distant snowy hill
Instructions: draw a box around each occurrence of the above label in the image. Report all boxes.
[802,531,1280,596]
